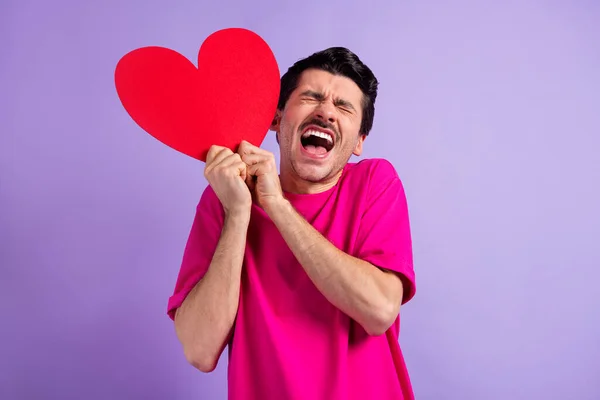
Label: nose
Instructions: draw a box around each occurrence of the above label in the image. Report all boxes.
[314,101,337,124]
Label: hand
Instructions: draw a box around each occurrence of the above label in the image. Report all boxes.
[237,140,284,211]
[204,145,252,217]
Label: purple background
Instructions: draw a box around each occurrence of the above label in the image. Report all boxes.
[2,1,599,399]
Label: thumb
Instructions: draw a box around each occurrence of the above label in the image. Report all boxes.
[238,163,248,182]
[245,169,256,191]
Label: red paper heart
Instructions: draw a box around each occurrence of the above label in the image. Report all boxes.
[114,28,280,162]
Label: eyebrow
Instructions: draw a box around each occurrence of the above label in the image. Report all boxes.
[300,90,356,111]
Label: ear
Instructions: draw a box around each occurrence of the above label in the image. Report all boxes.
[269,110,282,132]
[270,111,282,145]
[352,134,367,156]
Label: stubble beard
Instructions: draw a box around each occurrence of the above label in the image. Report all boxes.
[290,158,334,183]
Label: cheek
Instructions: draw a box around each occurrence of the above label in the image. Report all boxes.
[281,111,303,134]
[286,105,313,124]
[340,133,362,152]
[280,118,294,135]
[340,117,361,137]
[278,120,297,145]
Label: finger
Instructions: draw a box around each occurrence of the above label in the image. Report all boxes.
[247,160,275,177]
[239,162,248,182]
[216,153,248,181]
[237,140,253,156]
[205,147,233,175]
[206,145,226,164]
[206,146,229,168]
[245,171,255,192]
[238,140,273,157]
[241,153,269,166]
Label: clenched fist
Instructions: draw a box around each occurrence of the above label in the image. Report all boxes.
[204,145,252,217]
[237,140,284,211]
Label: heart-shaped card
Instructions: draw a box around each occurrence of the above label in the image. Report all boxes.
[114,28,280,162]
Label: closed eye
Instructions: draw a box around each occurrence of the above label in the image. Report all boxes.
[332,97,354,112]
[299,90,357,113]
[300,90,324,102]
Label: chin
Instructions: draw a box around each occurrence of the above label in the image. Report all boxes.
[291,160,336,183]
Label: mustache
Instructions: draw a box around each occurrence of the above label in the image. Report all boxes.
[299,118,339,138]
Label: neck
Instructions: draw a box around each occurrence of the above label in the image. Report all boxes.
[279,165,344,195]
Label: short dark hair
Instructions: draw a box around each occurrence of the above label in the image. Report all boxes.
[277,47,379,136]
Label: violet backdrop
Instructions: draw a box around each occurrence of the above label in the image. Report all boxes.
[1,0,599,399]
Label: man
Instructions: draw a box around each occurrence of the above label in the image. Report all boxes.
[167,47,416,399]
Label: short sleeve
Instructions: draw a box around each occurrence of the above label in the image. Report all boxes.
[166,185,225,320]
[354,160,416,305]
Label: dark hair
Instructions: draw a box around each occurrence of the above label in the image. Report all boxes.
[278,47,379,136]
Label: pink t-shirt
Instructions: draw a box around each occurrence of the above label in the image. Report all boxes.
[168,158,417,399]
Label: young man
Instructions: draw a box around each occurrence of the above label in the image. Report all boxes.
[167,47,417,399]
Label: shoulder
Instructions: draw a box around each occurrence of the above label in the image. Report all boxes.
[348,158,400,180]
[344,158,403,190]
[341,158,407,206]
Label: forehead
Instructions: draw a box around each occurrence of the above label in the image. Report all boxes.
[294,69,363,104]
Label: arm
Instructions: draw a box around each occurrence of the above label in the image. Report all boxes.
[174,210,249,372]
[238,141,411,336]
[265,198,403,336]
[171,146,253,372]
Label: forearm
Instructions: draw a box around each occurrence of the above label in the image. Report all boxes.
[265,199,403,336]
[174,211,249,372]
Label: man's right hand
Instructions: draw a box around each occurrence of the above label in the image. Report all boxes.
[204,145,252,216]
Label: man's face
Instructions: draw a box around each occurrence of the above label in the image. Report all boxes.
[273,68,366,186]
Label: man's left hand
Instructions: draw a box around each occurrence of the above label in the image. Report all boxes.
[238,140,284,211]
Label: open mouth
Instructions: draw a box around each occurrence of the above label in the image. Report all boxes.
[300,129,334,156]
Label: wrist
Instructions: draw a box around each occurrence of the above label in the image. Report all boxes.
[263,196,292,221]
[224,207,251,225]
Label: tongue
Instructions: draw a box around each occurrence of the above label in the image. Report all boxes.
[304,145,327,155]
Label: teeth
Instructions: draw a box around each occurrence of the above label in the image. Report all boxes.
[302,130,333,143]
